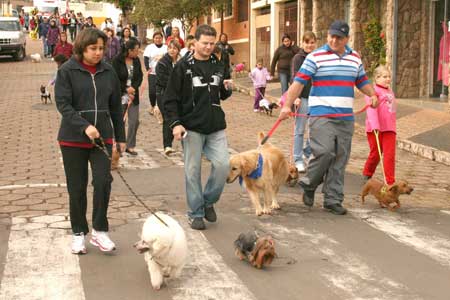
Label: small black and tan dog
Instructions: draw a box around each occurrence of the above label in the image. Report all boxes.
[40,85,52,104]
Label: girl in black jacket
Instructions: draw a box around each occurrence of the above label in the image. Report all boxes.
[112,38,143,155]
[55,28,126,254]
[155,39,181,155]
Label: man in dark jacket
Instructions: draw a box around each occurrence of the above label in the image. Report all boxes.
[163,24,233,230]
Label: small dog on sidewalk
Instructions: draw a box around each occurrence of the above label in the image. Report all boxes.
[361,178,414,211]
[40,85,52,104]
[234,231,276,269]
[30,53,42,63]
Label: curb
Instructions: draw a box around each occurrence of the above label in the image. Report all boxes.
[234,83,450,167]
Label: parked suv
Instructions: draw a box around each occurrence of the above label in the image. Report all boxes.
[0,17,26,61]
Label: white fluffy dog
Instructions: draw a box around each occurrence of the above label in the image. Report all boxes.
[134,213,188,290]
[30,53,42,63]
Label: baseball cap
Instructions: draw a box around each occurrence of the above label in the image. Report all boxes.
[329,20,349,37]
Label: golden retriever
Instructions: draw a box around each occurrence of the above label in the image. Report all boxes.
[226,132,291,216]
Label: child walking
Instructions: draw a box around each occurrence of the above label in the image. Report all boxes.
[249,60,272,112]
[363,65,397,184]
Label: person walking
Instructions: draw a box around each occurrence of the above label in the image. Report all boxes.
[38,17,50,57]
[119,27,132,51]
[270,34,299,94]
[112,38,143,156]
[46,19,60,59]
[279,20,378,215]
[103,27,121,63]
[215,33,234,79]
[55,28,126,254]
[166,26,185,48]
[163,24,233,230]
[155,39,181,156]
[143,31,167,114]
[68,13,78,42]
[53,31,73,59]
[362,65,397,185]
[249,59,272,112]
[289,31,317,173]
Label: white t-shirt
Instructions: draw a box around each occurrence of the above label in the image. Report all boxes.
[143,43,168,75]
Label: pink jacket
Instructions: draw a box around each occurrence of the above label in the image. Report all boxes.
[249,67,271,88]
[365,84,396,133]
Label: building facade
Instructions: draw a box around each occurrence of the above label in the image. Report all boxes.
[194,0,444,99]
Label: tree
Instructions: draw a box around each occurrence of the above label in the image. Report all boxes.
[131,0,229,35]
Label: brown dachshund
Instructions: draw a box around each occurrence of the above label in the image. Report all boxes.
[361,178,414,211]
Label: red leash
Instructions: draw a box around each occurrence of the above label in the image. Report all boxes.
[261,103,374,145]
[260,119,282,145]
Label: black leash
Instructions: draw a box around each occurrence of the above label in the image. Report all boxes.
[116,169,169,227]
[92,136,169,227]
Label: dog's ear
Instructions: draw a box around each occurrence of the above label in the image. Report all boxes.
[388,184,399,193]
[134,240,150,254]
[240,153,258,176]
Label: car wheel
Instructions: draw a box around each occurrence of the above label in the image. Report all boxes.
[14,46,25,61]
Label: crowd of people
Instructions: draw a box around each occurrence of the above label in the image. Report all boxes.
[49,17,396,254]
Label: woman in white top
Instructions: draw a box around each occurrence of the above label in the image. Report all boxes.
[143,31,167,114]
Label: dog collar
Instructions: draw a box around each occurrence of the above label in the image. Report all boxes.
[239,154,263,186]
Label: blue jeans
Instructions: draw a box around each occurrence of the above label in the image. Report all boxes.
[279,72,290,94]
[42,37,48,56]
[182,130,230,218]
[294,97,311,164]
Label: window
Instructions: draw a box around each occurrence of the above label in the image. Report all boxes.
[213,0,233,20]
[237,0,248,22]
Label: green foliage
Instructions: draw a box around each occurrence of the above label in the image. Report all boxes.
[363,9,386,75]
[131,0,229,33]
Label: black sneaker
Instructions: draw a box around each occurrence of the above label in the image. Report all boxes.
[324,203,347,215]
[204,206,217,223]
[189,217,206,230]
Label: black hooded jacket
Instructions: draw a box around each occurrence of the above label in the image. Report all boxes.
[55,57,125,143]
[162,53,232,134]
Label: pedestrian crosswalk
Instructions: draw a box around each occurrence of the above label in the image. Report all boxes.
[1,208,450,299]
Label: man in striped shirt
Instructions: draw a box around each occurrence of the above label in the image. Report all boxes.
[279,20,379,215]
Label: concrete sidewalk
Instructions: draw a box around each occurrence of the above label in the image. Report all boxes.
[234,76,450,166]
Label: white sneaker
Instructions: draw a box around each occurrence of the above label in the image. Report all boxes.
[164,147,174,156]
[90,230,116,252]
[71,233,87,254]
[296,161,306,173]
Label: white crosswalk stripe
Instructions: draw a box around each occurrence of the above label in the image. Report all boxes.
[351,208,450,268]
[119,148,160,169]
[0,217,85,300]
[172,218,257,300]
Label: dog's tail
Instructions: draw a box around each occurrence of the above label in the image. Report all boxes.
[257,132,265,145]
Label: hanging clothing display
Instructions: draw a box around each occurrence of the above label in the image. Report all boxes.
[438,21,450,86]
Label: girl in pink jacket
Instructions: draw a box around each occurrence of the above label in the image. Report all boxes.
[249,60,272,112]
[363,65,397,184]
